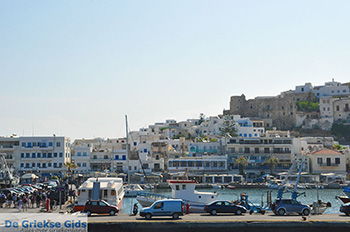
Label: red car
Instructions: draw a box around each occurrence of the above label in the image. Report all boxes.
[83,200,119,216]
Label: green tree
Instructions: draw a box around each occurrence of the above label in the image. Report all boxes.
[235,156,248,176]
[264,156,279,175]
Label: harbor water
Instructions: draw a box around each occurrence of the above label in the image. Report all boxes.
[122,188,345,214]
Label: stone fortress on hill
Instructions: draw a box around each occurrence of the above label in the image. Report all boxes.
[224,79,350,131]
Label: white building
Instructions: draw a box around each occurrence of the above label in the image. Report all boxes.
[168,155,228,172]
[295,80,350,98]
[17,136,71,177]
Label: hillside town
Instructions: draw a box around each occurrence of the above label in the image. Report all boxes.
[1,80,350,187]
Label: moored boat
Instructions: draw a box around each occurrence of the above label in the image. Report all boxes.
[136,180,218,212]
[73,177,124,212]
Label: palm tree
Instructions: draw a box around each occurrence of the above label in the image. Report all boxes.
[64,162,77,173]
[264,156,279,175]
[235,156,248,176]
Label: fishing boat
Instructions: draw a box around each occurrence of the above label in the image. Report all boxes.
[136,180,218,212]
[0,153,19,188]
[73,177,124,212]
[336,186,350,204]
[124,184,144,197]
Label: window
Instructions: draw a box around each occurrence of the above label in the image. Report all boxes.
[54,153,57,158]
[21,142,26,147]
[56,142,61,147]
[21,153,24,158]
[37,163,41,168]
[54,163,57,168]
[153,202,163,209]
[20,163,24,168]
[103,190,108,197]
[43,153,47,158]
[48,163,52,167]
[83,152,87,156]
[176,185,180,190]
[182,185,186,190]
[32,153,36,158]
[59,153,63,157]
[48,142,53,146]
[122,155,126,160]
[326,158,331,166]
[42,163,47,168]
[26,153,30,158]
[37,153,41,158]
[335,158,340,164]
[83,163,86,167]
[48,153,52,158]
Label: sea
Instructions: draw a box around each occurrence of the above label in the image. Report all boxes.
[121,188,345,214]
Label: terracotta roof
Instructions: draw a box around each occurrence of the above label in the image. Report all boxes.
[309,149,342,156]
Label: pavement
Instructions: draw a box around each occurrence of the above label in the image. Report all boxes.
[87,212,350,223]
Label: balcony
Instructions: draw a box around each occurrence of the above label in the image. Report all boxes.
[319,163,339,167]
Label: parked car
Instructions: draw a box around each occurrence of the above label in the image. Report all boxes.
[271,199,311,216]
[140,199,184,220]
[204,201,247,215]
[83,200,119,216]
[340,203,350,216]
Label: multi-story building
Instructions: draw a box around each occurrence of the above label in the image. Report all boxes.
[307,149,346,174]
[168,155,228,173]
[71,144,92,174]
[295,80,350,98]
[226,136,294,174]
[17,136,71,177]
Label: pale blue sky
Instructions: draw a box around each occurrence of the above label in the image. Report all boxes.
[1,0,350,139]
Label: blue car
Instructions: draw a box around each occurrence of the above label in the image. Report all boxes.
[271,199,311,216]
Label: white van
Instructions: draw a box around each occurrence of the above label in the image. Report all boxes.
[140,199,184,219]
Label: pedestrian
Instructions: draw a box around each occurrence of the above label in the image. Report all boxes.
[0,193,6,208]
[18,198,23,212]
[12,193,17,208]
[133,203,139,216]
[23,195,28,212]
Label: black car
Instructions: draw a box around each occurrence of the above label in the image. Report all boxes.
[340,204,350,216]
[204,201,247,215]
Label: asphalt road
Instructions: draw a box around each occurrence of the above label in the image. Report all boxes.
[87,212,350,223]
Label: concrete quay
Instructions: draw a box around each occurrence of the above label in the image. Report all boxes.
[88,213,350,232]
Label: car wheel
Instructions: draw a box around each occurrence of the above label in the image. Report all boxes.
[277,208,286,216]
[110,210,116,216]
[145,213,152,220]
[210,210,217,216]
[86,210,91,217]
[236,210,242,215]
[261,210,266,215]
[345,213,350,216]
[172,213,179,220]
[302,208,310,216]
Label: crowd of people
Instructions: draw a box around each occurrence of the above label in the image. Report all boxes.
[0,187,70,212]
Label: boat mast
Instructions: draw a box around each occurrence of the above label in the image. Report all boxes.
[125,115,130,185]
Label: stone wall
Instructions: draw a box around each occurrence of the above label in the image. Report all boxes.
[226,92,316,130]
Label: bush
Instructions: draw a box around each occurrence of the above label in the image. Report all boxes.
[296,101,319,112]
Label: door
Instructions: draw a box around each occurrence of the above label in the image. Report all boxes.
[99,201,110,213]
[90,201,99,213]
[152,202,165,216]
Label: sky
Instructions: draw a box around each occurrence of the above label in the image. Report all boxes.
[1,0,350,139]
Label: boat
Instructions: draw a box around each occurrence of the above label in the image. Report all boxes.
[343,186,350,197]
[337,195,350,204]
[136,180,218,212]
[124,184,144,197]
[335,186,350,204]
[0,153,19,188]
[73,177,124,212]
